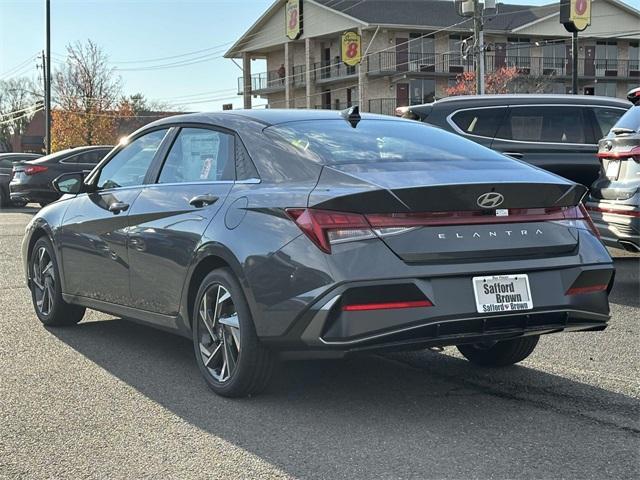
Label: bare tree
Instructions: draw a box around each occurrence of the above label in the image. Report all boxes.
[0,77,41,152]
[53,40,122,145]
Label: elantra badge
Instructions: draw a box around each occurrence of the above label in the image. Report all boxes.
[477,192,504,209]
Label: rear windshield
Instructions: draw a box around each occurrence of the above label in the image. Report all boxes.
[264,119,507,165]
[613,106,640,133]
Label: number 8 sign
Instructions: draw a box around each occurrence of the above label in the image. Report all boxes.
[285,0,303,40]
[341,31,362,67]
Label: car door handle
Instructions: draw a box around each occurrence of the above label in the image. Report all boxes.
[503,152,523,159]
[108,202,129,214]
[189,194,219,208]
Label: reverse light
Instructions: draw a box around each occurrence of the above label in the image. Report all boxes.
[24,165,48,176]
[342,300,433,311]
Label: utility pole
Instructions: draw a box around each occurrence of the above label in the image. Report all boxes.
[472,0,485,95]
[44,0,51,154]
[571,30,578,94]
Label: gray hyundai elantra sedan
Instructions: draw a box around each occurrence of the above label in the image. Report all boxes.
[22,108,614,397]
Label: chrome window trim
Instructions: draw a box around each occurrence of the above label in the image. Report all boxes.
[145,178,262,188]
[445,104,629,146]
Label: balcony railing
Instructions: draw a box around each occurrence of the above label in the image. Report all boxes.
[367,52,640,79]
[237,65,307,95]
[313,62,357,82]
[368,98,397,116]
[367,52,474,75]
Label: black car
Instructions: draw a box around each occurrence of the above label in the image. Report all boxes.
[0,153,42,207]
[22,109,613,398]
[402,94,630,186]
[10,145,112,207]
[586,88,640,253]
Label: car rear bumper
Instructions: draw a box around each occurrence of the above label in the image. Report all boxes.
[9,187,59,204]
[264,263,614,353]
[586,201,640,252]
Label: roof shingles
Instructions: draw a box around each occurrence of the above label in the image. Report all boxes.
[313,0,557,31]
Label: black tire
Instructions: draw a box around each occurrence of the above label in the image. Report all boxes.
[11,198,27,208]
[29,237,85,326]
[192,268,275,398]
[457,335,539,367]
[39,201,50,208]
[0,187,8,208]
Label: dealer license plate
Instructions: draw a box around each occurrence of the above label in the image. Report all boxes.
[472,274,533,314]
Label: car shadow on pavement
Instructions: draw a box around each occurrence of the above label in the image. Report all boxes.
[50,317,639,479]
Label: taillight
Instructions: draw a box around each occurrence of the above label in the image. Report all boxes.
[24,165,48,175]
[285,208,374,253]
[287,205,600,253]
[586,205,640,218]
[597,145,640,162]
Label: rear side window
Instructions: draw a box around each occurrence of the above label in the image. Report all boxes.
[450,108,505,138]
[497,106,587,144]
[593,107,626,138]
[65,150,107,165]
[78,150,108,165]
[612,106,640,133]
[158,128,234,183]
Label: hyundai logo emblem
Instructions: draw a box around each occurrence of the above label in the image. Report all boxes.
[477,192,504,208]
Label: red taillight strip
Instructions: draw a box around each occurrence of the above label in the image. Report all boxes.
[597,146,640,159]
[24,165,48,175]
[587,205,640,218]
[365,206,583,228]
[342,300,433,311]
[566,284,608,296]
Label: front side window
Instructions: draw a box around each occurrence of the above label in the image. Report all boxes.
[497,107,587,144]
[451,108,506,138]
[98,129,168,189]
[158,128,234,184]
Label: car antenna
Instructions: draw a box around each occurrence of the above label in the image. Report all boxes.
[340,105,361,128]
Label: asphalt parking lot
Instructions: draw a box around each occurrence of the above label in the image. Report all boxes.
[0,206,638,480]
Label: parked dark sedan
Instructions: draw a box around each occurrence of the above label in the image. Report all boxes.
[586,88,640,253]
[10,145,112,207]
[402,94,630,186]
[22,109,613,398]
[0,152,42,207]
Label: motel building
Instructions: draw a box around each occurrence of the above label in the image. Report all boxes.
[224,0,640,114]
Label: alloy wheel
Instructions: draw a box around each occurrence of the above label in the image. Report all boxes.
[197,284,240,383]
[32,246,55,316]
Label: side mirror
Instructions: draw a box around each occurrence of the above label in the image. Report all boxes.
[52,172,86,195]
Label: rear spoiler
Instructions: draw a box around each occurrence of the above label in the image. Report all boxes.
[396,104,433,121]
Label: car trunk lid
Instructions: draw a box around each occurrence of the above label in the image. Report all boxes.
[308,162,587,262]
